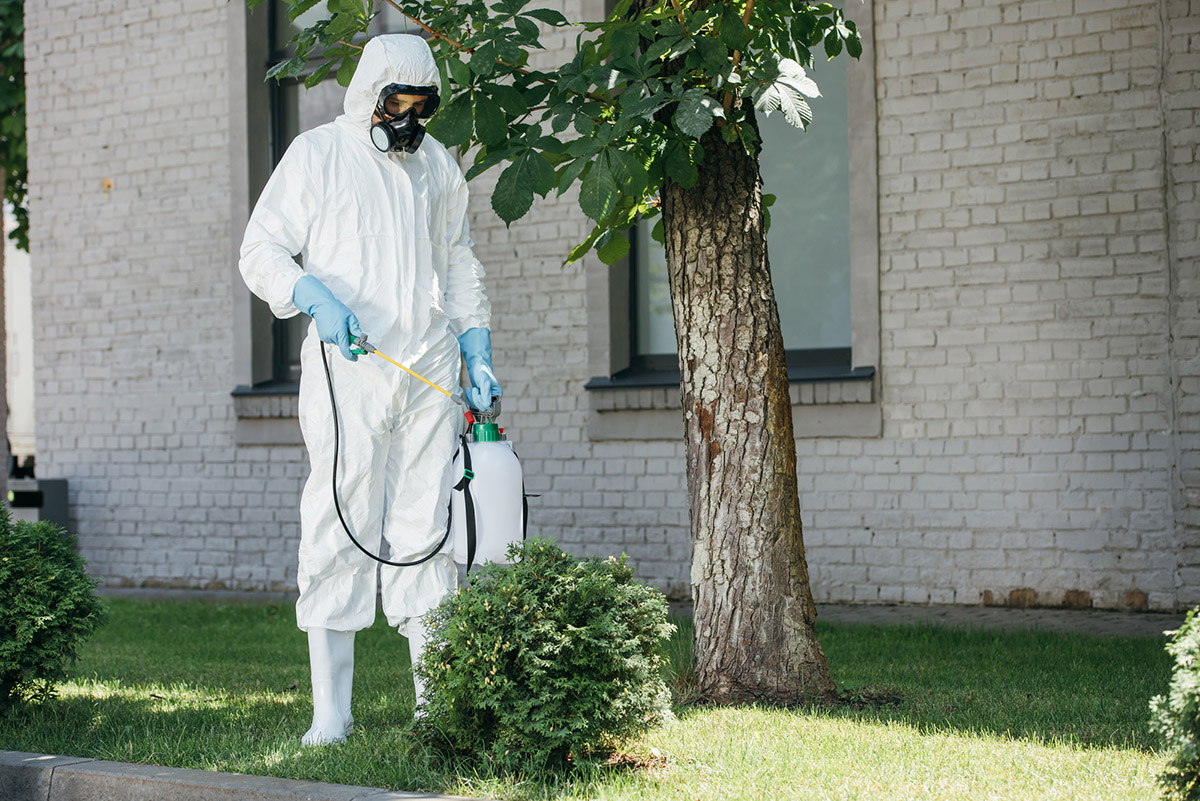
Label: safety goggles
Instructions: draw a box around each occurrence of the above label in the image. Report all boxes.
[375,83,441,119]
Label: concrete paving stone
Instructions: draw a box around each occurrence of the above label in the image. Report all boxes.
[0,752,490,801]
[815,603,1187,639]
[0,752,95,801]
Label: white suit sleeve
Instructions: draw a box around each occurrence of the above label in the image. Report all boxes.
[238,139,321,319]
[441,167,491,337]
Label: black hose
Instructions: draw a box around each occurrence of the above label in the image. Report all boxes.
[320,340,451,567]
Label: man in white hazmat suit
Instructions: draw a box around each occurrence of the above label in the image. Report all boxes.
[238,34,500,746]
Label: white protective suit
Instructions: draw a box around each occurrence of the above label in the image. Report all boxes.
[239,35,490,634]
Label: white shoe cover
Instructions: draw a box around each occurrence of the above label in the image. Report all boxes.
[302,628,355,746]
[405,615,430,714]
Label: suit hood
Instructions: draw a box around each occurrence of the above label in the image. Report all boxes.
[342,34,440,127]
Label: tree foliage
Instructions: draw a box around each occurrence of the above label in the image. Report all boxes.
[1152,609,1200,800]
[254,0,860,264]
[0,0,26,251]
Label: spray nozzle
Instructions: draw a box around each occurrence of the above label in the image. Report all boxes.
[350,335,376,356]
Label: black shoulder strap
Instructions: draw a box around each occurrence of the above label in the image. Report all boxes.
[452,434,477,571]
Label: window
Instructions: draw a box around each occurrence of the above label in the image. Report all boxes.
[629,55,854,379]
[248,2,423,387]
[585,0,879,438]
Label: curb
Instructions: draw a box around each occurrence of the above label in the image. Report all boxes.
[0,751,491,801]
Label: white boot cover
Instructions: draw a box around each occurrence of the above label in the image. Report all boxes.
[405,615,430,715]
[302,628,355,746]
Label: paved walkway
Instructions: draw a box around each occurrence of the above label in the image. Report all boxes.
[816,602,1186,639]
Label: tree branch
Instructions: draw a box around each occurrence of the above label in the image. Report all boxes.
[378,0,610,103]
[722,0,756,114]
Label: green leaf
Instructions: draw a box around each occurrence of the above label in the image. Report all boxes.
[566,136,602,158]
[474,95,509,147]
[493,152,535,223]
[427,94,474,147]
[466,146,523,181]
[492,149,555,223]
[287,0,324,21]
[513,16,541,44]
[650,217,665,245]
[695,35,729,74]
[488,83,528,116]
[596,231,631,265]
[324,12,362,40]
[621,91,670,120]
[641,36,680,64]
[719,6,751,51]
[845,22,863,59]
[668,39,694,59]
[579,152,619,221]
[672,88,720,139]
[609,25,640,59]
[527,149,557,195]
[525,8,569,25]
[448,57,472,86]
[304,59,335,89]
[548,102,573,133]
[265,56,303,82]
[496,37,523,65]
[824,32,843,59]
[336,55,357,87]
[663,140,697,188]
[607,148,648,198]
[470,42,497,76]
[524,83,552,106]
[534,136,567,154]
[556,156,591,195]
[566,226,604,263]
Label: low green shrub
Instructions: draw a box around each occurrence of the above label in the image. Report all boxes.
[1151,608,1200,800]
[0,511,106,707]
[417,537,675,772]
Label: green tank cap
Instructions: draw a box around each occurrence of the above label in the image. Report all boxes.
[473,421,500,442]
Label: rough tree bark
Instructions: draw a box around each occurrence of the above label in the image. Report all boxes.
[661,111,832,703]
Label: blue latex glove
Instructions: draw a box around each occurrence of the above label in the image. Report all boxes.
[292,275,363,361]
[457,327,502,411]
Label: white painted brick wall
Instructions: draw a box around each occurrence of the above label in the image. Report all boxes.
[26,0,305,593]
[811,0,1186,610]
[23,0,1200,610]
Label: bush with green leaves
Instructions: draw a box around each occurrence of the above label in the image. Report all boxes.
[417,537,675,771]
[0,512,106,707]
[1151,608,1200,800]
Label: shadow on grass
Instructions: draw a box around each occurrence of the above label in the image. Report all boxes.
[666,620,1170,755]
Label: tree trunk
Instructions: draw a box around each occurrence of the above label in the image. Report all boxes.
[661,114,833,704]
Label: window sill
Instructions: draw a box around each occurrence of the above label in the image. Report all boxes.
[585,367,880,440]
[231,384,301,446]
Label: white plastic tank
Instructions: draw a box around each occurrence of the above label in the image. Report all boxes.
[450,436,525,568]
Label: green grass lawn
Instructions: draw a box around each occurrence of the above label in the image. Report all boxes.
[0,598,1172,800]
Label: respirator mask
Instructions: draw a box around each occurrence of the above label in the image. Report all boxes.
[370,82,440,154]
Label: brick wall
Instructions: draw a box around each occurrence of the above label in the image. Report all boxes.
[801,0,1186,609]
[23,0,1200,610]
[26,0,305,593]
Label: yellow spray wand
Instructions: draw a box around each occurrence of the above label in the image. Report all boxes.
[350,335,453,398]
